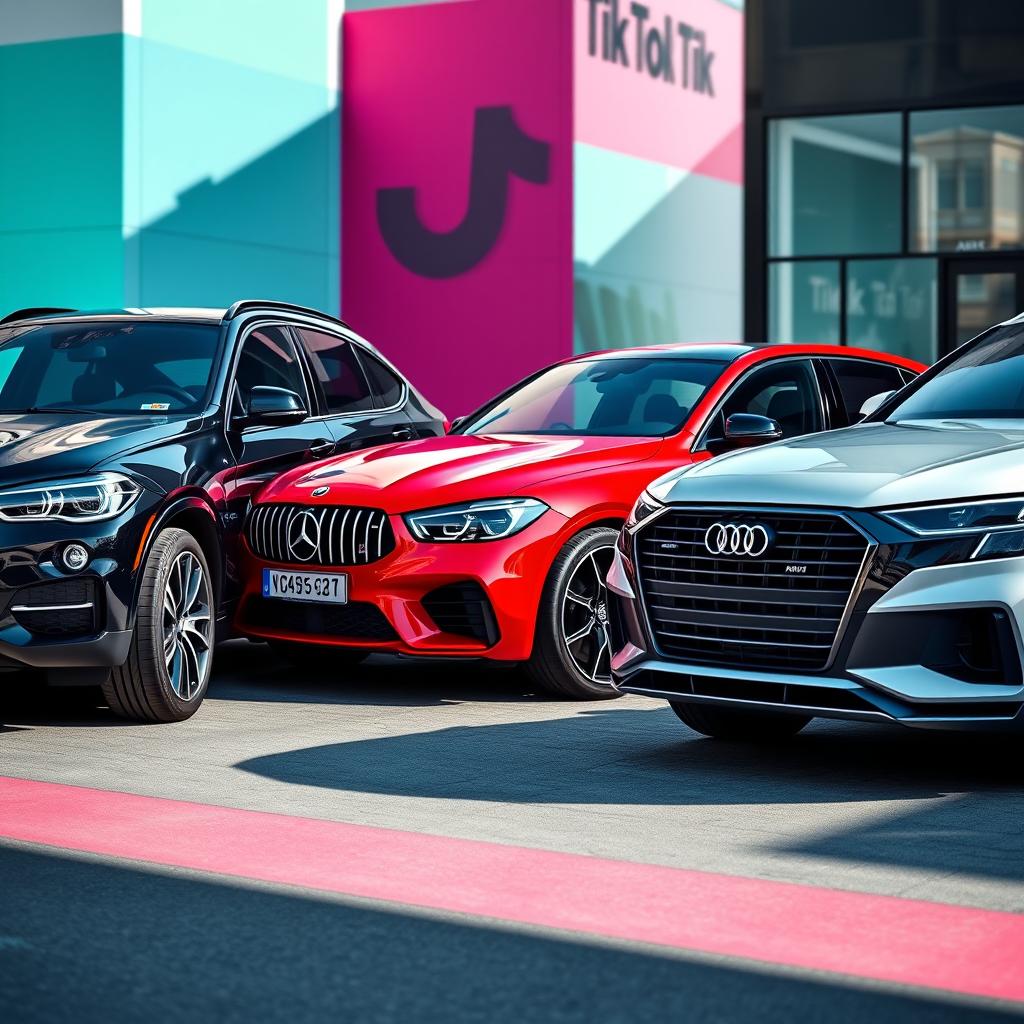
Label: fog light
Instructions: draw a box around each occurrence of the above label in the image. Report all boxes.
[61,543,89,572]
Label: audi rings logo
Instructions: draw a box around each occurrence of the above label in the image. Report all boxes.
[287,509,322,562]
[704,522,773,558]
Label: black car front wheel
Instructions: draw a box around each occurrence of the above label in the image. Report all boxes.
[102,528,214,722]
[670,701,811,740]
[525,526,621,700]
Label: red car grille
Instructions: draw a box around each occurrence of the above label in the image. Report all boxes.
[247,504,395,567]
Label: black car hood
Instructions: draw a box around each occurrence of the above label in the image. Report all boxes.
[0,411,202,488]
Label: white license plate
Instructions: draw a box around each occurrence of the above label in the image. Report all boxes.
[262,568,348,604]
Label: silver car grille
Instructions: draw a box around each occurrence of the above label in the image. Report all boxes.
[635,508,871,671]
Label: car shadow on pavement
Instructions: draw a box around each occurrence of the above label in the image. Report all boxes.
[236,697,1024,884]
[1,844,1015,1024]
[207,639,553,707]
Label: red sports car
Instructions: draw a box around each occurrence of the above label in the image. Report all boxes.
[236,343,923,698]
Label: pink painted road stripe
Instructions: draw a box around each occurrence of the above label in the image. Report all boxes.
[1,777,1021,1002]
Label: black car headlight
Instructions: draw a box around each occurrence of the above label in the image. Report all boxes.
[0,472,142,523]
[404,498,547,542]
[881,497,1024,562]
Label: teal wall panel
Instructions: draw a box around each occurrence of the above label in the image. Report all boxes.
[0,34,124,308]
[0,228,124,311]
[122,21,339,312]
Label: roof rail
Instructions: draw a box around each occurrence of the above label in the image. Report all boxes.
[223,300,351,330]
[0,306,77,324]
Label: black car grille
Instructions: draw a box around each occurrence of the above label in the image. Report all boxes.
[422,581,499,646]
[10,578,99,638]
[635,509,871,671]
[243,596,399,642]
[248,504,395,566]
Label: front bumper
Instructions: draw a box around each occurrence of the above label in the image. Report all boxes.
[610,510,1024,731]
[0,499,156,679]
[235,508,569,661]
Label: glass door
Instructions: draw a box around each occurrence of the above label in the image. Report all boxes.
[944,260,1024,351]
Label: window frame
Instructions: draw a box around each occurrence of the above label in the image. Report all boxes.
[353,346,409,412]
[763,101,1024,359]
[294,325,378,419]
[228,321,313,426]
[822,355,911,427]
[694,355,826,452]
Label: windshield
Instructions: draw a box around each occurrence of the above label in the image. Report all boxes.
[460,357,728,437]
[889,323,1024,423]
[0,321,220,415]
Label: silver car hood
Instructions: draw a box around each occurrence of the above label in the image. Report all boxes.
[662,420,1024,509]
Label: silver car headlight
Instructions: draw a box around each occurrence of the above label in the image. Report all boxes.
[404,498,547,542]
[881,497,1024,561]
[881,498,1024,536]
[625,490,664,532]
[0,472,142,523]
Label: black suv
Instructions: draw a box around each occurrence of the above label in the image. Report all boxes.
[0,301,444,721]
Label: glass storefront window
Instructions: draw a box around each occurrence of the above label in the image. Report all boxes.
[768,261,840,344]
[769,114,902,258]
[953,272,1017,346]
[910,105,1024,253]
[846,259,937,363]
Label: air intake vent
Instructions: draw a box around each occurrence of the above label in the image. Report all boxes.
[635,509,871,671]
[248,504,395,567]
[10,578,99,637]
[243,596,398,642]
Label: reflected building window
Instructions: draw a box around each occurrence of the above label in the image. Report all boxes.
[910,105,1024,253]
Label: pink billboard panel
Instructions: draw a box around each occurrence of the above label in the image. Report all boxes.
[575,0,743,182]
[342,0,574,417]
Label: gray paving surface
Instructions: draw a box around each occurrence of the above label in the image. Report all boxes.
[1,639,1023,1021]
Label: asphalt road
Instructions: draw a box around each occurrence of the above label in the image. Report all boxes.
[2,640,1023,1022]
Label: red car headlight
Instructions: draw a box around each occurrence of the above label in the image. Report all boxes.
[404,498,547,542]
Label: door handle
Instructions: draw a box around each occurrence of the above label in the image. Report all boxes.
[308,438,335,458]
[391,426,415,440]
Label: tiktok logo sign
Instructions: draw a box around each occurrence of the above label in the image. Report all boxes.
[375,106,551,279]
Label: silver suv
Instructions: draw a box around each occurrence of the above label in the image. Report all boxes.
[610,315,1024,737]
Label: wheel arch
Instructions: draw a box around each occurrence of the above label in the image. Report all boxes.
[129,494,223,623]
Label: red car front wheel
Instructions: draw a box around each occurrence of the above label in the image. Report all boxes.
[525,527,621,700]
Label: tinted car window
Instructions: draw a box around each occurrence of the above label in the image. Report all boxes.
[712,360,822,440]
[462,358,727,437]
[0,321,220,414]
[890,322,1024,422]
[360,351,405,408]
[828,358,908,422]
[297,329,374,414]
[234,326,307,410]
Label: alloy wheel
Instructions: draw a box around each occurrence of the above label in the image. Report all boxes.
[162,550,212,701]
[560,544,616,684]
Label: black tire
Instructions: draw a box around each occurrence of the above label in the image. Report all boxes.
[101,528,214,723]
[269,640,369,672]
[525,526,621,700]
[670,701,811,740]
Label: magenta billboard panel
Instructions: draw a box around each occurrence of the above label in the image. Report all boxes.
[342,0,573,416]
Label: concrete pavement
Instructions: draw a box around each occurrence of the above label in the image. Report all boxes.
[1,639,1023,1021]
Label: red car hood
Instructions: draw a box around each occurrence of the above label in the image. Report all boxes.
[260,434,666,513]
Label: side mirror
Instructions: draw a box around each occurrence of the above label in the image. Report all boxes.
[721,413,784,449]
[447,416,466,434]
[244,386,308,426]
[858,390,895,420]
